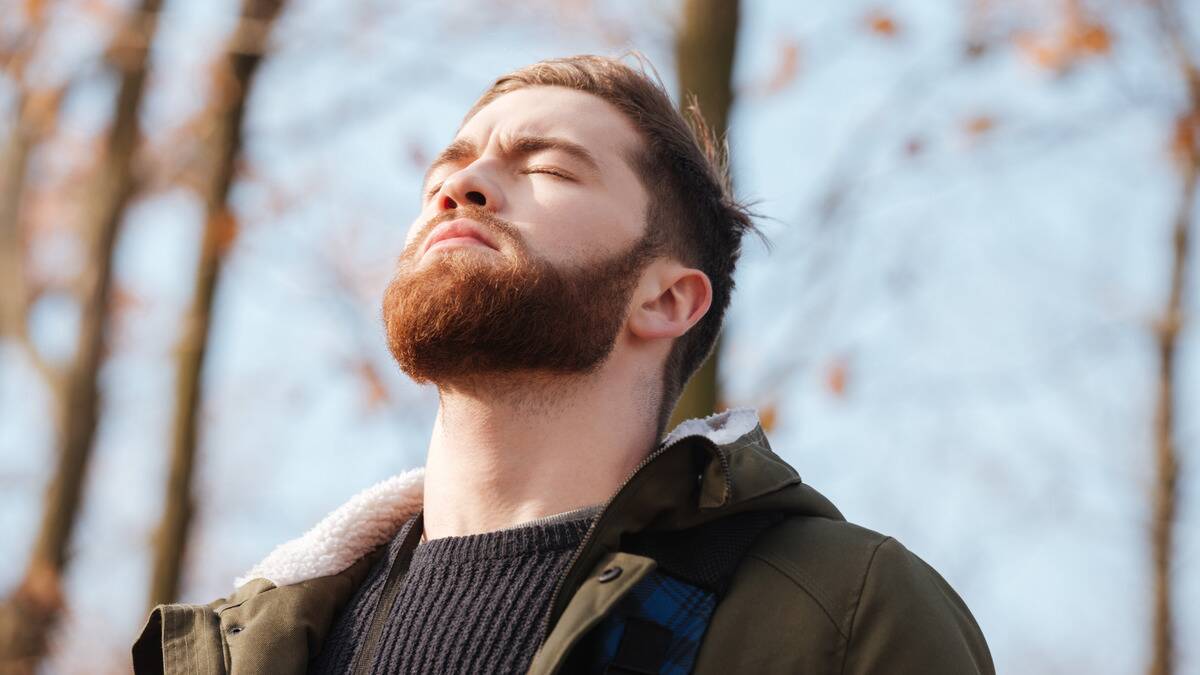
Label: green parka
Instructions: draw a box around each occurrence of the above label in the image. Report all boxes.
[133,409,994,674]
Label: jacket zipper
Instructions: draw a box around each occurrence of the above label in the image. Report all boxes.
[535,432,732,653]
[350,513,424,675]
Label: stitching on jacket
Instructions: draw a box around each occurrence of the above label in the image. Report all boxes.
[220,611,233,674]
[216,595,256,614]
[192,607,202,675]
[201,610,209,675]
[177,610,186,675]
[743,552,847,640]
[838,536,892,675]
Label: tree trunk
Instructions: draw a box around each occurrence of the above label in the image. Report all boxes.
[1148,145,1193,675]
[0,93,36,350]
[146,0,288,610]
[668,0,740,428]
[0,1,162,671]
[1147,3,1196,674]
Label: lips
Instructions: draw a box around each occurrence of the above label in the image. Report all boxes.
[421,218,499,256]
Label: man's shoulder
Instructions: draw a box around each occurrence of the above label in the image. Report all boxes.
[710,512,994,674]
[748,513,897,576]
[743,512,973,616]
[734,513,981,632]
[739,514,895,629]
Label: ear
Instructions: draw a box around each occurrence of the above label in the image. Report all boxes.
[628,262,713,341]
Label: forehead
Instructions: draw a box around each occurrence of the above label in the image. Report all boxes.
[459,86,642,172]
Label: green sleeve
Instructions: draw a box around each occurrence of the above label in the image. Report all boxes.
[841,538,995,675]
[132,598,229,675]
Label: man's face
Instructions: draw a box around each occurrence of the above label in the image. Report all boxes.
[382,86,657,383]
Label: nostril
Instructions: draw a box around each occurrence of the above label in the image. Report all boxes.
[441,195,457,209]
[466,191,486,206]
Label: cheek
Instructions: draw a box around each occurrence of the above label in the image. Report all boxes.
[566,199,644,255]
[523,215,638,267]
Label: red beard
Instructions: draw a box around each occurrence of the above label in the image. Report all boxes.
[382,207,658,384]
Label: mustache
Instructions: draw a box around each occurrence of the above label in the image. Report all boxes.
[403,205,524,260]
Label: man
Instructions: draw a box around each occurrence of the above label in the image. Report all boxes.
[134,54,994,674]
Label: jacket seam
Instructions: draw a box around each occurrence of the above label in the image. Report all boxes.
[196,605,208,672]
[743,552,848,640]
[216,584,274,614]
[838,536,892,675]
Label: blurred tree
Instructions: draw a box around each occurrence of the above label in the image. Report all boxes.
[668,0,739,428]
[146,0,289,610]
[1148,5,1195,674]
[0,0,163,671]
[0,31,46,383]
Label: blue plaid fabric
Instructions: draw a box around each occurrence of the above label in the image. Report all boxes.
[591,571,717,675]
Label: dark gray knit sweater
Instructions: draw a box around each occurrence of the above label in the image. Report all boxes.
[310,506,600,674]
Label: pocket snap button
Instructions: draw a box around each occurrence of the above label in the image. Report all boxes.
[597,566,622,583]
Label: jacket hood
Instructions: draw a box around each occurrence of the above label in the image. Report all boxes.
[234,407,841,589]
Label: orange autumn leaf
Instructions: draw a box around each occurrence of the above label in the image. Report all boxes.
[1072,24,1111,55]
[1014,32,1066,70]
[1063,0,1111,56]
[357,361,389,408]
[758,404,778,432]
[1028,45,1064,70]
[963,115,996,137]
[1012,2,1112,72]
[865,10,899,38]
[23,0,46,21]
[760,39,802,95]
[826,358,848,398]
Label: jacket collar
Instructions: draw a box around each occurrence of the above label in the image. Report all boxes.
[234,407,831,590]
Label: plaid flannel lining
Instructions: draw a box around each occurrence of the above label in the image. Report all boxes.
[592,571,717,675]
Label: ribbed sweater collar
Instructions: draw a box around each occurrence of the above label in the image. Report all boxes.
[412,505,600,563]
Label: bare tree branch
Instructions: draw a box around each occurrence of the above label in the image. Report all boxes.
[0,0,163,670]
[1146,3,1198,675]
[147,0,290,611]
[668,0,740,428]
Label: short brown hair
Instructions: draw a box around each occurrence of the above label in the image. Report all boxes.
[461,54,759,433]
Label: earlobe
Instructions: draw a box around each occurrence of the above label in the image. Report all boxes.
[628,266,712,341]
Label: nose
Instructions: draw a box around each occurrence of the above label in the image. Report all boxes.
[435,164,505,214]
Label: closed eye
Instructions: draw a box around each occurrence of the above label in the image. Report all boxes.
[521,166,573,179]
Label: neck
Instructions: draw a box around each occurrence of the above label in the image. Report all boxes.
[421,362,660,540]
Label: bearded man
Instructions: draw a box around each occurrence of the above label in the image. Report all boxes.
[134,55,994,675]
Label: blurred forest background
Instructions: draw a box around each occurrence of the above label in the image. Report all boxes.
[0,0,1198,672]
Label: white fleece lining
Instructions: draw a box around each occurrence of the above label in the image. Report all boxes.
[234,468,424,588]
[660,407,759,448]
[235,408,761,589]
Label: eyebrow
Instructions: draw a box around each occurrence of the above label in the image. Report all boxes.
[421,134,602,194]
